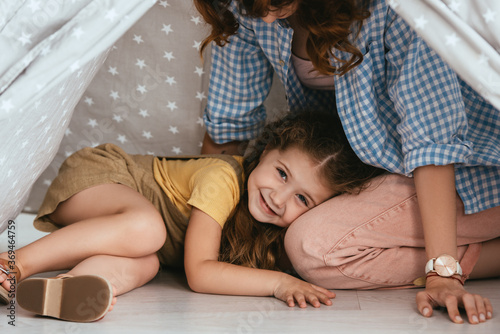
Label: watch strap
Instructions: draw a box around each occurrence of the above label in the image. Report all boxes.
[425,272,466,285]
[424,258,434,274]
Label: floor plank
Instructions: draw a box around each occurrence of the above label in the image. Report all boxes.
[2,213,499,333]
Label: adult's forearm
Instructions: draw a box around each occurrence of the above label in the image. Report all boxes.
[413,164,457,259]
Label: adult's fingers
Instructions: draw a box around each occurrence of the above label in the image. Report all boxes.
[444,296,464,324]
[415,291,434,318]
[462,293,490,324]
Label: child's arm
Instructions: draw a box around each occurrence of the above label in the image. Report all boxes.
[413,165,491,324]
[184,208,335,308]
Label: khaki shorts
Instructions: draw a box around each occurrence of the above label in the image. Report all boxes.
[35,143,188,268]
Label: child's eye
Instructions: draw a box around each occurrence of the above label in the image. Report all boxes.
[277,168,287,181]
[297,194,308,206]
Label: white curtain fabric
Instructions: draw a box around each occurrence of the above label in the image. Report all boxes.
[388,0,500,110]
[0,0,156,233]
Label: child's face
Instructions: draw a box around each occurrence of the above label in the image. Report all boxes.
[247,147,335,228]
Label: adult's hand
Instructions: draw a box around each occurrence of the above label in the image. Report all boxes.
[416,275,493,324]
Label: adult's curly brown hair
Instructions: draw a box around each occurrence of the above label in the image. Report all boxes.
[218,110,385,271]
[194,0,370,76]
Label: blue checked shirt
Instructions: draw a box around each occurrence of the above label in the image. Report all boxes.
[204,0,500,214]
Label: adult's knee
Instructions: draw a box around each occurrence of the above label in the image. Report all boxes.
[284,211,329,285]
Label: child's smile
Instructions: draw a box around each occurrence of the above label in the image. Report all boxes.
[259,191,278,216]
[247,147,335,228]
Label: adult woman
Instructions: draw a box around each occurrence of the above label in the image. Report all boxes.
[194,0,500,325]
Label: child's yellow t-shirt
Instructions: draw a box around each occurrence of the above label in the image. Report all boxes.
[153,156,244,228]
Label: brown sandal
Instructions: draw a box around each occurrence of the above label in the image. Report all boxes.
[0,258,22,305]
[17,275,113,322]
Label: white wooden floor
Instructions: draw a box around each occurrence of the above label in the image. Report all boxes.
[2,213,499,334]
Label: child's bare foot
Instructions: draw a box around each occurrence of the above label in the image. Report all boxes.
[17,274,114,322]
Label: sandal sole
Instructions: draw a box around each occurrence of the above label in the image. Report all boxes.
[17,275,112,322]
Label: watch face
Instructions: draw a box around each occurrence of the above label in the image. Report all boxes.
[434,255,457,277]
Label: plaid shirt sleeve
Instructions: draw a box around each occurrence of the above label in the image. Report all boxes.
[335,1,499,213]
[203,3,274,144]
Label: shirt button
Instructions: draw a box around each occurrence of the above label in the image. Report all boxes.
[279,60,285,66]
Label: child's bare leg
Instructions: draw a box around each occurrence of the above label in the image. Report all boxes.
[469,238,500,279]
[2,184,166,282]
[65,253,161,296]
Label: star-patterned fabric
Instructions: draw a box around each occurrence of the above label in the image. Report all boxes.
[0,0,156,232]
[21,0,287,216]
[388,0,500,110]
[21,0,213,214]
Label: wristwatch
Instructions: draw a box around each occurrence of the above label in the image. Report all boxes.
[425,254,463,277]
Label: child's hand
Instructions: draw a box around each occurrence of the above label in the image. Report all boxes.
[416,275,493,324]
[273,274,335,308]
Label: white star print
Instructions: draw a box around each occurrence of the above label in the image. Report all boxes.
[169,126,179,134]
[445,33,460,47]
[28,0,41,12]
[113,114,124,123]
[70,61,80,72]
[162,24,173,35]
[191,16,202,25]
[137,85,147,94]
[72,27,85,39]
[165,76,176,86]
[196,117,204,126]
[88,119,98,128]
[117,134,128,144]
[448,1,461,13]
[135,59,146,69]
[166,101,178,111]
[105,8,118,22]
[172,147,182,154]
[110,91,120,100]
[18,32,32,46]
[139,109,150,118]
[414,15,428,30]
[1,99,14,113]
[192,40,201,50]
[195,91,206,100]
[108,66,119,75]
[483,9,497,23]
[84,97,94,106]
[163,51,175,61]
[142,131,153,139]
[41,45,51,56]
[133,35,144,44]
[194,67,204,77]
[65,128,73,136]
[159,1,169,8]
